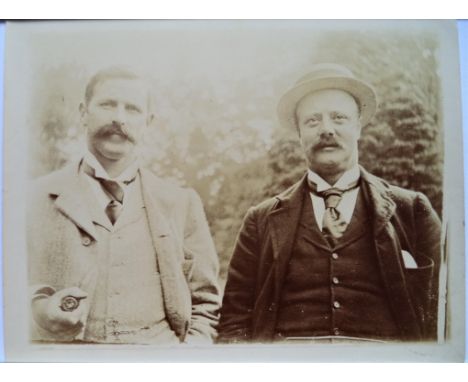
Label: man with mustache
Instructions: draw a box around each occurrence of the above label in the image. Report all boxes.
[218,64,441,343]
[28,67,220,344]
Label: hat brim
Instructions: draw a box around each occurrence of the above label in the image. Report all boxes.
[277,76,377,130]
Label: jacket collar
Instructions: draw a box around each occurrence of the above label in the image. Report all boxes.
[48,160,100,241]
[272,166,396,233]
[271,173,309,212]
[267,174,308,262]
[358,166,396,234]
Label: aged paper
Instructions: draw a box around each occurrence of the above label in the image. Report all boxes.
[2,20,465,361]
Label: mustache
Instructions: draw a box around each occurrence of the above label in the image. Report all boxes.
[313,138,342,150]
[95,123,136,143]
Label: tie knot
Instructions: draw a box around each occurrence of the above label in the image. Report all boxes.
[307,177,360,209]
[82,161,136,204]
[100,179,125,203]
[319,188,344,209]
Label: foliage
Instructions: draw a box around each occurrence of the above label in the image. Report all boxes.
[31,31,443,285]
[209,32,443,284]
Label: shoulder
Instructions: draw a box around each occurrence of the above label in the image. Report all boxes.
[361,169,435,212]
[246,176,305,217]
[26,164,80,229]
[140,168,194,194]
[140,168,200,206]
[249,196,281,215]
[30,162,79,198]
[389,183,422,205]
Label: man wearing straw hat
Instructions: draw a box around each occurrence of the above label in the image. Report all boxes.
[218,63,441,343]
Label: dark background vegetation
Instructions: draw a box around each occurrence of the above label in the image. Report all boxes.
[29,29,443,287]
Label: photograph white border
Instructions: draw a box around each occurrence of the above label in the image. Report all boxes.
[2,19,465,362]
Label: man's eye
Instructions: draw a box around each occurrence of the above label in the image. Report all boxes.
[126,105,142,113]
[305,118,320,126]
[333,114,348,121]
[99,101,115,108]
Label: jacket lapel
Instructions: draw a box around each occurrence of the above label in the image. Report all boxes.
[360,167,422,339]
[268,175,308,261]
[49,161,99,242]
[360,168,396,234]
[140,169,191,340]
[266,175,308,315]
[333,190,369,251]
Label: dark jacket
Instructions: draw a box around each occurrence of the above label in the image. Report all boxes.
[218,168,441,343]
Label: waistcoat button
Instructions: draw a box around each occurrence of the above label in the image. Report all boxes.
[333,301,341,309]
[332,253,339,260]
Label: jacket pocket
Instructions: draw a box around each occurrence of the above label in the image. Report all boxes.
[405,255,434,292]
[182,249,195,280]
[404,255,434,326]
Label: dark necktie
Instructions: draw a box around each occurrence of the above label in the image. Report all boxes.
[308,179,360,245]
[83,162,136,225]
[102,181,124,225]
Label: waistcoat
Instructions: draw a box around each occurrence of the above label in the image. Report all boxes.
[83,175,179,344]
[275,189,400,340]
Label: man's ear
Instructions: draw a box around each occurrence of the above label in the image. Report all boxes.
[356,119,363,139]
[146,113,155,126]
[294,111,301,137]
[296,125,301,138]
[79,102,87,123]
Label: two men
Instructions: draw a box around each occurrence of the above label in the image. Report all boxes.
[218,64,441,343]
[28,63,441,345]
[28,67,220,344]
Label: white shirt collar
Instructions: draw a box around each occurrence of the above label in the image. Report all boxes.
[307,165,360,192]
[83,150,139,183]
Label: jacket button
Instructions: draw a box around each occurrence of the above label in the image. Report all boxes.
[332,253,339,260]
[82,236,92,246]
[333,301,341,309]
[333,328,340,336]
[332,277,339,284]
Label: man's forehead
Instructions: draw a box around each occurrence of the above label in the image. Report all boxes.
[93,77,146,93]
[88,77,150,108]
[298,88,359,109]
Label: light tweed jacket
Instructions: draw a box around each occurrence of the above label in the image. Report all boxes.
[28,159,221,343]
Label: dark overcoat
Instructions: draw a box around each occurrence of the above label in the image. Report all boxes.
[218,167,441,342]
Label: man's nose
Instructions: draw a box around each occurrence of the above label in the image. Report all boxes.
[111,105,127,126]
[319,117,335,137]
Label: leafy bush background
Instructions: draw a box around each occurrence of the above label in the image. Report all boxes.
[28,26,443,287]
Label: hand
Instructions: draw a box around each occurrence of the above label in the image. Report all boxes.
[32,287,89,338]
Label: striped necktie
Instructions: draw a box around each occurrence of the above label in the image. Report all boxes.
[83,162,136,225]
[308,179,360,245]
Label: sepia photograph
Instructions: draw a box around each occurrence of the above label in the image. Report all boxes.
[2,20,465,361]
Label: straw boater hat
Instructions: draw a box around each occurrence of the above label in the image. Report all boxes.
[277,63,377,130]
